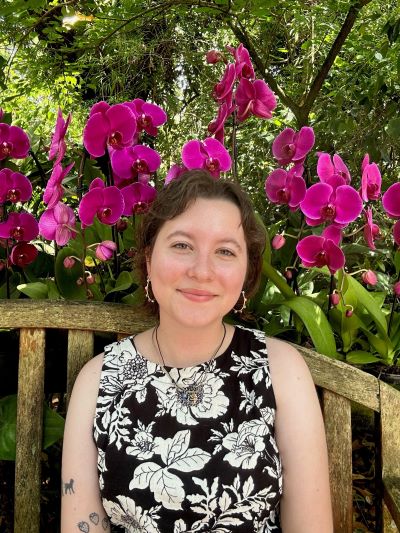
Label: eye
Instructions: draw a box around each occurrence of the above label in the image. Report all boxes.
[172,242,191,250]
[218,248,235,257]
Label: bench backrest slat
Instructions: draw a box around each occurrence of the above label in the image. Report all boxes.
[66,329,95,402]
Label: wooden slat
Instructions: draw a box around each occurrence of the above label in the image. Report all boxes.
[322,389,353,533]
[0,300,155,334]
[298,344,380,412]
[383,477,400,530]
[14,328,45,533]
[66,330,94,405]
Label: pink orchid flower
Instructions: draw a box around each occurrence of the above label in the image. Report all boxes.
[235,78,276,122]
[10,242,38,267]
[227,43,255,79]
[79,180,124,227]
[165,164,188,185]
[296,232,345,275]
[212,64,236,105]
[393,220,400,247]
[363,208,381,250]
[111,145,161,187]
[300,182,363,226]
[83,102,137,158]
[124,99,167,137]
[43,162,75,209]
[206,50,224,64]
[0,212,39,242]
[181,138,231,178]
[0,168,32,203]
[0,123,30,160]
[95,240,117,261]
[360,156,381,202]
[49,108,72,164]
[265,167,306,210]
[121,182,157,215]
[207,102,234,144]
[39,202,76,246]
[317,153,351,185]
[272,127,315,166]
[382,182,400,218]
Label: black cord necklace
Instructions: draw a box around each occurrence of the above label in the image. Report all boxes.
[153,323,227,407]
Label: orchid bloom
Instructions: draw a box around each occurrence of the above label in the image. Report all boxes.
[111,144,161,187]
[363,208,381,250]
[227,43,255,79]
[10,242,38,267]
[0,212,39,241]
[360,155,381,201]
[121,182,157,215]
[265,167,306,210]
[296,230,345,275]
[83,102,137,158]
[0,123,30,160]
[39,202,76,246]
[95,240,117,261]
[125,99,167,137]
[317,153,351,185]
[79,179,124,227]
[181,138,231,178]
[394,220,400,247]
[207,102,234,144]
[382,182,400,218]
[300,182,363,226]
[0,168,32,203]
[235,78,276,122]
[212,64,236,105]
[165,163,188,185]
[48,108,72,164]
[272,127,315,166]
[43,162,75,209]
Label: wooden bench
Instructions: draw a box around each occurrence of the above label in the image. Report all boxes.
[3,300,400,532]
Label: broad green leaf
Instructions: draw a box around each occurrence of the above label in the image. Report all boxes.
[346,351,381,364]
[0,395,65,461]
[387,117,400,139]
[55,247,86,300]
[282,297,338,358]
[395,250,400,276]
[17,281,48,299]
[106,271,133,295]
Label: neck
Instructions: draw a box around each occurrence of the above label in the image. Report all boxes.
[154,320,228,367]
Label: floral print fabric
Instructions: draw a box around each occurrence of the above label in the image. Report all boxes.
[93,326,282,532]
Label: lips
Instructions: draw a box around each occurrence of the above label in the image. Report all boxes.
[178,288,216,302]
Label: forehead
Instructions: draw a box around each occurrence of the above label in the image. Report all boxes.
[156,198,245,241]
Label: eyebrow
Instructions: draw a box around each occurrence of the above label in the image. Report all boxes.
[166,230,243,251]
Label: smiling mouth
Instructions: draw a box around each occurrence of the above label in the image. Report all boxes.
[178,288,216,301]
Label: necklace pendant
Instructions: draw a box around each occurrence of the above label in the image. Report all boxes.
[178,384,202,406]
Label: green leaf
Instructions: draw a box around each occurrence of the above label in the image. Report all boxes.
[394,250,400,276]
[55,247,86,300]
[387,117,400,139]
[17,281,48,299]
[0,395,64,461]
[346,351,381,364]
[282,297,338,358]
[106,270,133,295]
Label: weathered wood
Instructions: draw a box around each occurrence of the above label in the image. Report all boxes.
[322,389,353,533]
[383,477,400,530]
[298,344,380,412]
[66,330,94,405]
[383,500,400,533]
[14,328,46,533]
[0,300,155,334]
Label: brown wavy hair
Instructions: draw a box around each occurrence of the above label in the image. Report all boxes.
[136,169,266,313]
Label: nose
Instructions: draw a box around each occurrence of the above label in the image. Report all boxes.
[187,252,214,281]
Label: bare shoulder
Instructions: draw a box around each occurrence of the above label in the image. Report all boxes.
[68,352,104,412]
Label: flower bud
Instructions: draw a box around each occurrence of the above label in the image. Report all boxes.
[63,256,76,269]
[206,50,223,64]
[116,218,128,232]
[345,307,353,317]
[86,272,95,285]
[95,240,117,261]
[272,234,286,250]
[76,277,84,286]
[330,292,340,306]
[394,281,400,297]
[361,270,377,286]
[284,269,293,280]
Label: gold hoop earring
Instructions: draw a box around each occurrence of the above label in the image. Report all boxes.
[233,290,247,314]
[145,276,155,303]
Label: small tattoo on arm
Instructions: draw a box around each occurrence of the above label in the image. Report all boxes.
[89,512,99,525]
[102,517,109,530]
[63,477,75,495]
[77,521,89,532]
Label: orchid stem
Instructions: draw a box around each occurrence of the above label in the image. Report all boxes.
[29,149,47,187]
[388,269,400,338]
[327,274,335,314]
[231,109,239,183]
[77,149,88,200]
[5,239,10,299]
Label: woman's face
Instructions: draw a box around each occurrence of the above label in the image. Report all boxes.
[147,197,248,329]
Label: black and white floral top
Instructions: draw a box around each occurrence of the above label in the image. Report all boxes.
[93,325,283,532]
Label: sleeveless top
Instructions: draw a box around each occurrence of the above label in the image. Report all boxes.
[93,325,283,532]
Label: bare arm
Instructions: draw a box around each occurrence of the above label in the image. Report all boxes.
[61,354,111,533]
[267,337,333,533]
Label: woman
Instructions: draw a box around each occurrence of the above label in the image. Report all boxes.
[62,169,333,532]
